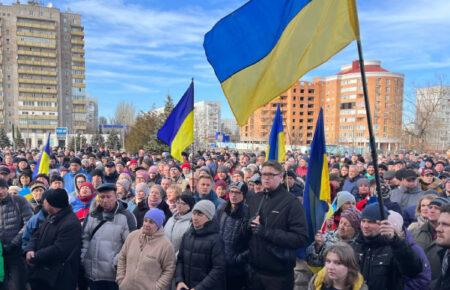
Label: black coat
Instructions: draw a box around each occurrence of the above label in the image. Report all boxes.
[175,221,226,290]
[352,234,423,290]
[246,185,308,275]
[28,206,82,290]
[216,202,250,277]
[104,171,119,184]
[133,199,172,229]
[434,249,450,290]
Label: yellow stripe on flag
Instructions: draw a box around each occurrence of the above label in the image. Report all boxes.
[170,111,194,162]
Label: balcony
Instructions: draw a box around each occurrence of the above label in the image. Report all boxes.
[72,74,85,79]
[19,96,57,102]
[73,107,86,113]
[17,50,57,58]
[18,69,57,76]
[72,83,86,89]
[18,114,58,120]
[18,87,57,94]
[18,59,57,67]
[71,39,84,45]
[72,98,86,104]
[18,124,56,130]
[71,31,84,36]
[71,47,85,53]
[18,78,58,85]
[19,105,57,111]
[16,31,56,39]
[71,66,85,71]
[72,56,85,63]
[17,40,56,49]
[16,21,56,30]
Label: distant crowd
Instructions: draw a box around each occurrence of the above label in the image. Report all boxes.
[0,146,450,290]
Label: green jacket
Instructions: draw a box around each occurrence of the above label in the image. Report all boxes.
[0,240,4,283]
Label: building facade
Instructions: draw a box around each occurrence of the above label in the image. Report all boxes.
[240,60,404,151]
[85,96,98,133]
[0,1,87,146]
[416,86,450,152]
[194,101,220,147]
[240,80,323,145]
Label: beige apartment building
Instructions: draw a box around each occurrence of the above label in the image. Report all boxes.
[241,60,404,151]
[0,1,87,145]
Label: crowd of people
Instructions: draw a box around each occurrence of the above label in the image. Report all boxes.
[0,146,450,290]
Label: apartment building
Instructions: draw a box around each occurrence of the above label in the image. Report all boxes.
[0,1,87,145]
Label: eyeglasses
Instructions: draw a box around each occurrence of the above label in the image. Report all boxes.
[261,172,280,178]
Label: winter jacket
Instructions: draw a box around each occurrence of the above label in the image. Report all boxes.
[390,186,425,210]
[307,268,368,290]
[306,230,358,267]
[288,182,304,198]
[116,229,176,290]
[404,229,432,290]
[0,194,33,253]
[419,177,443,193]
[27,207,81,290]
[175,221,226,290]
[22,209,47,252]
[81,200,137,282]
[411,221,442,281]
[246,185,308,275]
[434,249,450,290]
[343,176,361,195]
[0,241,3,283]
[134,200,172,229]
[63,170,91,194]
[216,202,250,277]
[71,195,96,223]
[104,171,119,184]
[193,190,226,209]
[164,211,192,255]
[351,234,423,290]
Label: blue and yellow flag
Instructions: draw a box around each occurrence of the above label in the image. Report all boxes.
[33,132,51,179]
[157,81,194,162]
[204,0,359,125]
[267,104,285,162]
[303,108,331,240]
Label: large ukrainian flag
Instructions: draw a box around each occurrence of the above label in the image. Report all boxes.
[33,132,51,179]
[303,108,331,240]
[204,0,359,125]
[157,81,194,162]
[267,104,285,162]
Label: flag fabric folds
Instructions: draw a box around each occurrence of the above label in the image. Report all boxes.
[267,104,285,162]
[204,0,359,125]
[157,81,194,162]
[303,108,331,240]
[33,132,51,179]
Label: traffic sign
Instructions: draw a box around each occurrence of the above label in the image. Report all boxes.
[55,127,68,141]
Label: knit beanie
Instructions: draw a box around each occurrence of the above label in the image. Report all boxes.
[387,210,404,234]
[135,169,149,182]
[429,197,449,208]
[356,178,370,187]
[179,194,196,211]
[148,165,158,174]
[336,191,356,209]
[340,208,361,231]
[116,179,131,191]
[144,208,165,229]
[45,188,69,209]
[79,182,95,194]
[135,183,150,196]
[192,200,216,220]
[214,179,228,190]
[361,202,389,221]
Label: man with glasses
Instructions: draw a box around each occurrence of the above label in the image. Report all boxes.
[246,161,307,290]
[434,203,450,289]
[390,168,425,211]
[412,197,449,283]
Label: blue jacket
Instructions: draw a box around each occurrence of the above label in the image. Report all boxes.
[63,170,91,193]
[193,190,225,209]
[404,229,431,290]
[22,210,46,252]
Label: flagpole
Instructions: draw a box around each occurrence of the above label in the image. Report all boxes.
[190,78,195,175]
[356,39,386,220]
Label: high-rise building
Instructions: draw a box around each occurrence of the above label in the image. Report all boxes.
[240,60,404,151]
[0,1,87,144]
[221,118,239,141]
[240,80,323,145]
[416,86,450,152]
[85,96,98,133]
[194,101,220,146]
[322,60,404,151]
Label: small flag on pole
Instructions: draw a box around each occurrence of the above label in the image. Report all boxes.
[33,132,51,179]
[157,81,194,162]
[267,104,285,162]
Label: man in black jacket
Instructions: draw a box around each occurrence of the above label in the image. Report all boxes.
[25,189,82,290]
[352,202,423,290]
[434,203,450,290]
[246,161,308,290]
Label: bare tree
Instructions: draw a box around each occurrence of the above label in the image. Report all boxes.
[114,101,136,126]
[402,76,449,152]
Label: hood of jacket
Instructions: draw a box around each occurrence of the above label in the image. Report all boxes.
[313,267,365,290]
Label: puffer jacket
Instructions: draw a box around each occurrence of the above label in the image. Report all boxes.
[134,200,172,229]
[22,209,47,252]
[116,229,176,290]
[81,200,137,282]
[216,202,250,277]
[411,221,442,282]
[390,186,424,210]
[0,194,33,253]
[175,221,226,290]
[308,268,368,290]
[351,234,423,290]
[164,211,192,255]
